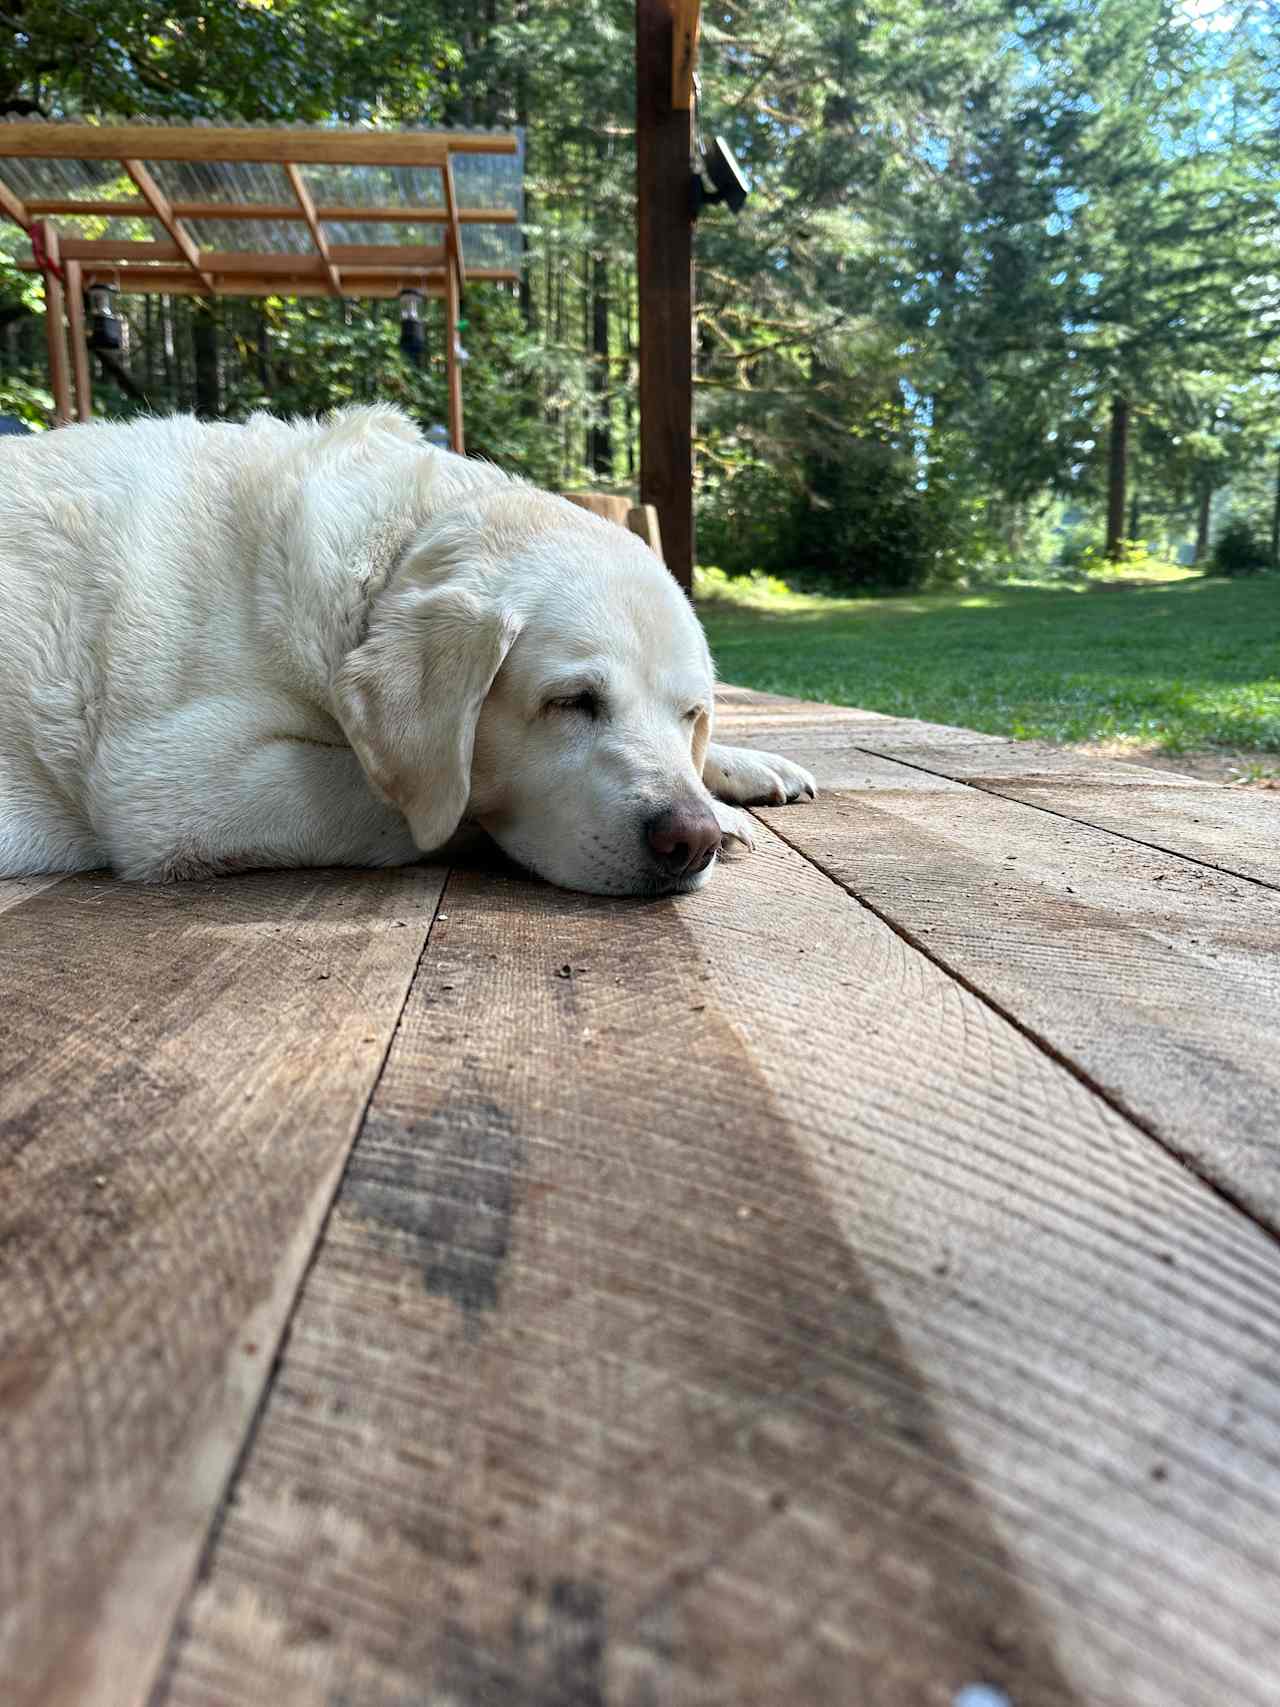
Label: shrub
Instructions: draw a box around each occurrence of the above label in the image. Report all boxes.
[1210,518,1270,578]
[697,462,803,582]
[698,439,965,592]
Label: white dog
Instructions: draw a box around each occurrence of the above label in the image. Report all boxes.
[0,407,814,896]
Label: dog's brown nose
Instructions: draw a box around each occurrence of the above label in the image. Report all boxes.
[646,803,721,877]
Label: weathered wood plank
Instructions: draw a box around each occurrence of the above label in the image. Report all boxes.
[0,867,444,1707]
[160,835,1280,1707]
[0,873,68,914]
[764,801,1280,1231]
[887,748,1279,890]
[714,688,1279,889]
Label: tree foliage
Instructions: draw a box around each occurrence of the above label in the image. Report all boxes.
[2,0,1278,585]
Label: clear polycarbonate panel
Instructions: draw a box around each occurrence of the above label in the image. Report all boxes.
[299,162,446,210]
[145,158,294,208]
[461,221,521,269]
[185,216,313,255]
[320,220,444,249]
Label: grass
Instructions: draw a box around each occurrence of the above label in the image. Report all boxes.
[696,565,1280,753]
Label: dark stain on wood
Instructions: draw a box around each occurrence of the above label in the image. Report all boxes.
[433,1577,607,1707]
[346,1095,521,1315]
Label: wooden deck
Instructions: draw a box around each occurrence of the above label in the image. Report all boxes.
[4,686,1280,1707]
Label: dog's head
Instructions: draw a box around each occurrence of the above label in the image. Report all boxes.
[333,494,739,895]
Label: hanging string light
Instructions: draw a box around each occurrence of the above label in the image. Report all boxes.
[398,287,425,363]
[86,281,123,354]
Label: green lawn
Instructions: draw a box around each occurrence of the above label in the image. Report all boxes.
[696,568,1280,753]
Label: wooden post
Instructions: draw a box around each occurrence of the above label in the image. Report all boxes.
[63,259,93,423]
[445,237,465,455]
[637,0,695,593]
[35,222,73,427]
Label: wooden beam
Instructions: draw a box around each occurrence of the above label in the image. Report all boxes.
[0,122,516,166]
[445,253,465,455]
[23,261,517,295]
[441,157,465,287]
[34,222,73,426]
[25,199,519,225]
[123,160,213,291]
[637,0,695,591]
[284,162,342,296]
[63,257,93,423]
[66,267,450,298]
[56,239,448,273]
[0,175,28,228]
[671,0,702,109]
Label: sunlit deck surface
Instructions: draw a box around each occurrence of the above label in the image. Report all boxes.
[4,685,1280,1707]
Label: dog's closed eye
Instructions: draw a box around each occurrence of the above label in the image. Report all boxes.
[545,688,603,719]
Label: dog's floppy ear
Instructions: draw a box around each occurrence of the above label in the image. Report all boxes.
[334,583,520,853]
[692,706,712,777]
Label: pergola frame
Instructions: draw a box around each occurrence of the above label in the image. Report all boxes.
[0,121,522,453]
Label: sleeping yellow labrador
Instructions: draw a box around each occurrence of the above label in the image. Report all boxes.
[0,406,814,896]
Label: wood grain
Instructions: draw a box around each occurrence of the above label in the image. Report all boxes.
[0,873,68,915]
[159,834,1280,1707]
[637,0,695,590]
[714,688,1279,888]
[26,200,520,225]
[712,692,1280,1226]
[0,866,444,1707]
[0,124,516,165]
[62,258,93,424]
[764,807,1280,1222]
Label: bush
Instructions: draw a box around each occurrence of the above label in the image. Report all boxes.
[698,439,965,592]
[1210,518,1270,578]
[697,462,804,583]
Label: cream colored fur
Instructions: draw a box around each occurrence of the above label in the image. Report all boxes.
[0,407,814,895]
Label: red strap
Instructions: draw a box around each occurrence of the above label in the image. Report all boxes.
[30,222,64,283]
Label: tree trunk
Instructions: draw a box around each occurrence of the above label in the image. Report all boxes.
[589,251,612,476]
[143,295,155,392]
[1194,483,1212,563]
[515,0,534,334]
[1271,449,1280,570]
[1128,488,1140,543]
[1105,393,1129,560]
[192,303,219,418]
[160,295,175,404]
[255,311,272,393]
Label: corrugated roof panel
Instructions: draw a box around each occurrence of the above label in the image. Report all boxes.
[43,212,157,242]
[186,216,312,255]
[298,163,446,209]
[0,153,134,200]
[146,159,294,206]
[453,136,525,217]
[320,220,444,249]
[461,221,522,270]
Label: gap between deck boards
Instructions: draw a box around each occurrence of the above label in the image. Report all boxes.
[849,745,1280,896]
[758,807,1278,1256]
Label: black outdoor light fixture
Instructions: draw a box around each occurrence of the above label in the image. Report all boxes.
[691,135,750,219]
[689,72,749,219]
[86,281,122,353]
[399,287,425,362]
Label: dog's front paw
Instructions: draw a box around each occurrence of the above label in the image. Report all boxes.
[711,799,755,856]
[704,742,817,808]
